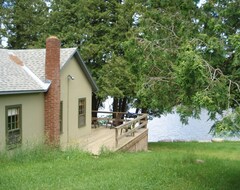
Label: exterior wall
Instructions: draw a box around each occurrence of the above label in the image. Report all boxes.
[60,57,92,146]
[0,93,45,151]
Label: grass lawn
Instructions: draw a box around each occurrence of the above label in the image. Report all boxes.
[0,142,240,190]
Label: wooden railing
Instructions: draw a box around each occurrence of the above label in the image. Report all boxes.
[92,111,148,148]
[114,114,148,147]
[92,110,127,128]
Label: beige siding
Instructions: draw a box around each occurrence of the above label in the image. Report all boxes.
[60,57,92,146]
[0,93,45,151]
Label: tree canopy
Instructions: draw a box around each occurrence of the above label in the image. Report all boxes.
[0,0,239,135]
[1,0,49,48]
[125,0,240,135]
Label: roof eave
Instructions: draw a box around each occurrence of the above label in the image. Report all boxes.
[0,82,51,95]
[73,51,99,92]
[60,48,98,92]
[0,89,48,95]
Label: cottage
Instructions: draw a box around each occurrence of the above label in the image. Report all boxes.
[0,37,98,150]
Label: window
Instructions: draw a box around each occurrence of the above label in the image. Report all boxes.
[78,98,86,127]
[6,105,22,149]
[60,101,63,134]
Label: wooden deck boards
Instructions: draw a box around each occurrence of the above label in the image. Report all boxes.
[77,126,147,155]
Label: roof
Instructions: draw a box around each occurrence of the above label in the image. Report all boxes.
[0,48,98,95]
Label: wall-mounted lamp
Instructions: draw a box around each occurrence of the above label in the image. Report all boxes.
[67,75,74,80]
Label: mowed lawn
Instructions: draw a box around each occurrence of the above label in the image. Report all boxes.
[0,142,240,190]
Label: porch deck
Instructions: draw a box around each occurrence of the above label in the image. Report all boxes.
[61,113,148,155]
[77,126,148,155]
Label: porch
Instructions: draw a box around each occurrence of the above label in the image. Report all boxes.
[78,111,148,155]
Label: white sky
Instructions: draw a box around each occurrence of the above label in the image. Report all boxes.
[198,0,206,7]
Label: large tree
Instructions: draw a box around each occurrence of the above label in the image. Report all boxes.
[1,0,239,134]
[199,0,240,135]
[47,0,140,120]
[1,0,139,114]
[0,1,5,47]
[1,0,49,49]
[123,0,240,134]
[124,0,202,114]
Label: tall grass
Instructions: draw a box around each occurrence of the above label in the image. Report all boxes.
[0,142,239,190]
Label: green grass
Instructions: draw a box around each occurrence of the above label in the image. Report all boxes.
[0,142,240,190]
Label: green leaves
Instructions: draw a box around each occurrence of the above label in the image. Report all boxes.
[1,0,239,134]
[97,55,137,98]
[122,0,240,134]
[175,46,208,100]
[210,107,240,136]
[2,0,49,48]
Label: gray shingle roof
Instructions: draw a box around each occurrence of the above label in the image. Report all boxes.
[0,48,98,95]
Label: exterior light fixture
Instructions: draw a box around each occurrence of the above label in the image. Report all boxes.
[67,75,74,80]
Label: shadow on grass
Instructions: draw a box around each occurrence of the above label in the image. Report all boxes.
[148,142,240,190]
[194,160,240,189]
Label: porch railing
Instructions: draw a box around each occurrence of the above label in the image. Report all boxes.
[115,114,148,147]
[92,111,148,148]
[92,110,127,128]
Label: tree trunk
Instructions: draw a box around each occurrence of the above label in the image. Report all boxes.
[92,93,101,118]
[121,97,127,112]
[112,97,118,125]
[112,97,128,126]
[135,108,139,114]
[141,107,148,114]
[118,98,122,112]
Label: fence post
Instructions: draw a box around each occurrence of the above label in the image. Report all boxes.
[115,128,118,148]
[144,114,148,128]
[139,114,147,128]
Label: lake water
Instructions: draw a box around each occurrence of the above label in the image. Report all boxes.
[148,111,214,142]
[100,97,239,142]
[148,110,240,142]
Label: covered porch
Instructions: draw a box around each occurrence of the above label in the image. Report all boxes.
[78,111,148,155]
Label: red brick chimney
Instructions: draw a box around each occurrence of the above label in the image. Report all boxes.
[44,36,61,146]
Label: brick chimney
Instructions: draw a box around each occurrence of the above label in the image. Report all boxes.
[44,36,61,146]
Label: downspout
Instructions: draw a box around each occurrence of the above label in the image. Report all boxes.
[67,77,70,144]
[67,75,74,144]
